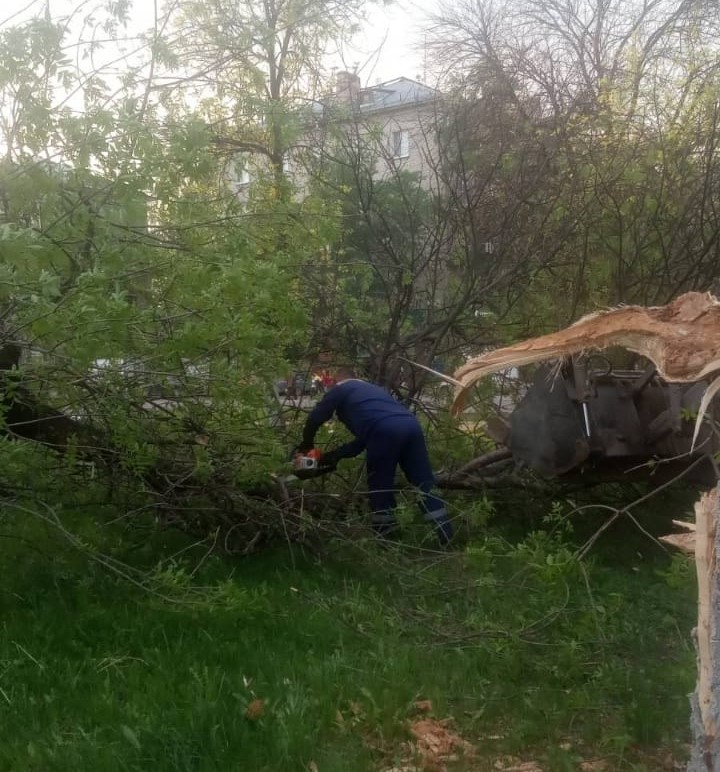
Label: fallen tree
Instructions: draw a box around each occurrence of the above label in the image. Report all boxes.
[0,339,323,553]
[452,292,720,413]
[438,292,720,488]
[448,291,720,770]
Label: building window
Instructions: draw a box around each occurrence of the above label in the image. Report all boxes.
[391,130,409,159]
[233,158,251,187]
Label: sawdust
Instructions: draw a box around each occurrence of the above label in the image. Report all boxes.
[493,759,544,771]
[408,717,475,769]
[452,291,720,414]
[243,697,264,720]
[381,717,475,771]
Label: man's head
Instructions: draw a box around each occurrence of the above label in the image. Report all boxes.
[335,366,357,383]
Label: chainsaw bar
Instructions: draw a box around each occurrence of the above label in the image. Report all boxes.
[280,462,337,483]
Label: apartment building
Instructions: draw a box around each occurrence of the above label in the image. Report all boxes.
[227,71,442,197]
[310,71,441,187]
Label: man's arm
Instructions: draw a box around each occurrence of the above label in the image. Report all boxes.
[299,386,345,451]
[320,437,365,469]
[332,437,365,460]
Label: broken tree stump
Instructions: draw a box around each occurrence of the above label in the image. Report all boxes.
[687,486,720,771]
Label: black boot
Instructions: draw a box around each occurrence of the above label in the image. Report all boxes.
[371,512,400,540]
[424,508,453,546]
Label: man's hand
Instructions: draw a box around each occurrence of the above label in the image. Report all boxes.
[321,449,342,468]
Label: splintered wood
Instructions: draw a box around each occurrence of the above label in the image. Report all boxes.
[662,488,720,770]
[452,291,720,414]
[687,487,720,771]
[659,520,697,555]
[696,490,716,736]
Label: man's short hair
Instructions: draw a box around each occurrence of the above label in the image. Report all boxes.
[335,366,356,381]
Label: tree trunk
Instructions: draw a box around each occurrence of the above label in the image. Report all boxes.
[688,485,720,771]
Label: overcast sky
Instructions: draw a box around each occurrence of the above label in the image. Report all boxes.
[1,0,437,87]
[330,0,436,85]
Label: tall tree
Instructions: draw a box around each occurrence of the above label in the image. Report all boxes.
[297,92,548,398]
[0,5,329,546]
[166,0,369,195]
[426,0,720,324]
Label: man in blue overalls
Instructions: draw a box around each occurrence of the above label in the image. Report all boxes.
[297,367,453,545]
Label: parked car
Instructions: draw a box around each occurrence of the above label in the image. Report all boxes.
[276,372,321,399]
[87,357,210,399]
[274,378,288,396]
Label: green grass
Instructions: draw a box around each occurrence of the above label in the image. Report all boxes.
[0,496,697,771]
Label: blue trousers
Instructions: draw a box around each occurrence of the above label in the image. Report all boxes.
[365,417,451,543]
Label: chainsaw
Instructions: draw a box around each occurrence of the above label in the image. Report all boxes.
[287,448,337,480]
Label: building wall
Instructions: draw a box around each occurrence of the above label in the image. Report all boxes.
[359,102,441,189]
[226,76,443,202]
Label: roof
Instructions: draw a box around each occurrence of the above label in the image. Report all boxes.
[311,76,439,117]
[358,77,439,112]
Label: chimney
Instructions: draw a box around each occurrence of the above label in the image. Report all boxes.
[335,70,361,105]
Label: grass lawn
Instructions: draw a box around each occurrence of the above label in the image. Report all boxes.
[0,497,697,771]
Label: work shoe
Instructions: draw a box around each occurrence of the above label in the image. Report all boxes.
[424,508,453,546]
[371,512,400,540]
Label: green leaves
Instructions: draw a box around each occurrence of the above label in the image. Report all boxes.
[0,0,327,519]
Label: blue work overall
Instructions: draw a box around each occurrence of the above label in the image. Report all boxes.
[300,378,452,544]
[365,415,448,539]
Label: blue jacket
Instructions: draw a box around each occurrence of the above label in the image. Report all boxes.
[302,379,416,459]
